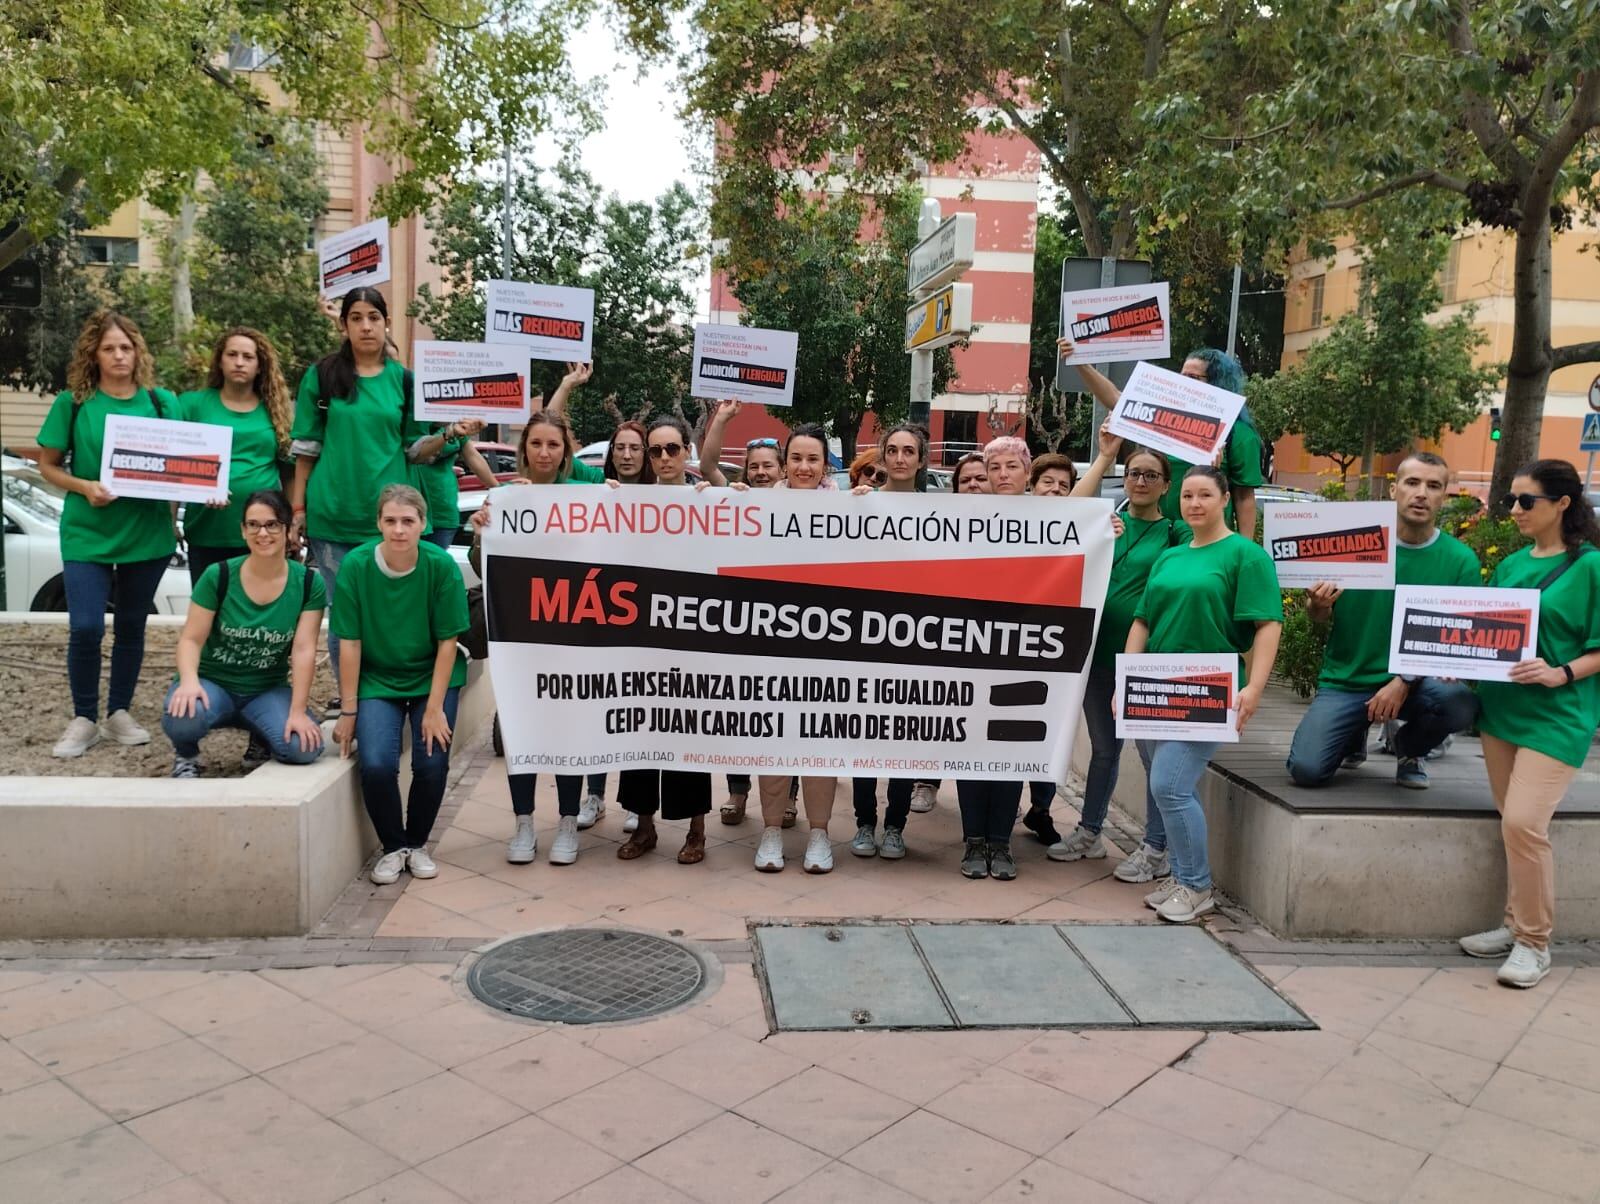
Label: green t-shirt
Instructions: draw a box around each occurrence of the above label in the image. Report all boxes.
[330,539,469,700]
[290,360,427,544]
[36,387,180,564]
[178,389,286,549]
[1478,547,1600,769]
[190,558,326,697]
[1317,529,1481,692]
[1162,417,1266,538]
[1136,533,1284,685]
[1093,513,1179,670]
[569,459,605,483]
[410,430,465,536]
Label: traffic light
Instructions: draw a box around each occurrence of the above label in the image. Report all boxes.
[1489,407,1502,442]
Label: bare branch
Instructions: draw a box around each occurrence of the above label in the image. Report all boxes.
[199,62,270,111]
[1090,0,1146,41]
[1448,10,1532,183]
[1525,70,1600,215]
[1319,169,1471,211]
[1550,338,1600,371]
[0,167,82,273]
[1198,121,1293,145]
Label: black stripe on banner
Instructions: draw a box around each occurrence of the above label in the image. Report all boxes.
[989,681,1048,707]
[987,720,1048,742]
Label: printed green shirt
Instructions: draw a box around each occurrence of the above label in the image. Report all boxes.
[190,558,326,697]
[330,539,469,700]
[178,389,286,548]
[36,387,179,564]
[1136,533,1284,686]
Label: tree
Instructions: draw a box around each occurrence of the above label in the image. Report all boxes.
[0,0,687,272]
[724,190,953,464]
[409,164,701,444]
[1136,0,1600,507]
[1245,239,1500,496]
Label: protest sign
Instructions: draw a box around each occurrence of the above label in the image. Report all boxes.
[318,218,390,298]
[1388,586,1540,683]
[100,414,231,505]
[483,280,595,363]
[690,324,800,407]
[1105,361,1246,464]
[1058,282,1171,365]
[484,490,1115,780]
[1114,654,1239,743]
[413,341,531,424]
[1265,501,1398,589]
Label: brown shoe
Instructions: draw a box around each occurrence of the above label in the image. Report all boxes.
[617,824,657,860]
[677,829,706,864]
[781,804,798,830]
[720,793,748,825]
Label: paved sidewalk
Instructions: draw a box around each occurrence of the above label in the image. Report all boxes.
[2,752,1599,1202]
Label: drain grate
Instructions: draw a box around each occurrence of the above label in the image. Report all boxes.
[467,929,707,1024]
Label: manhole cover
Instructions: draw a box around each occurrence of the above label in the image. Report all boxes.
[466,929,708,1024]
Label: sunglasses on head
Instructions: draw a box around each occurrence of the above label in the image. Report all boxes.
[648,442,684,459]
[746,437,779,449]
[1501,491,1560,511]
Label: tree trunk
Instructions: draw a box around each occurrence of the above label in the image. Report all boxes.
[1493,210,1554,510]
[1360,419,1377,499]
[170,191,198,342]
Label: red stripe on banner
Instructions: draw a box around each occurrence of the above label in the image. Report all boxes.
[719,556,1084,608]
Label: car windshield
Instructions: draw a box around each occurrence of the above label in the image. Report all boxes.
[3,469,66,523]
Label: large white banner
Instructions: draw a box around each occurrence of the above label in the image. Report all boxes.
[1105,361,1246,464]
[484,489,1115,781]
[1388,586,1540,683]
[413,341,531,424]
[1265,501,1398,589]
[100,414,231,504]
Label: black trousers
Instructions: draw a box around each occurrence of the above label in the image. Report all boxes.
[507,773,603,818]
[852,778,914,829]
[1028,780,1056,810]
[956,779,1024,845]
[620,769,712,820]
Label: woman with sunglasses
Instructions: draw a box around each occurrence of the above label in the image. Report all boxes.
[1463,461,1600,988]
[162,491,326,777]
[754,423,840,874]
[614,416,715,865]
[849,447,887,489]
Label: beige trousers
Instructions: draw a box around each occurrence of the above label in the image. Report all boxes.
[1480,733,1578,951]
[758,776,837,831]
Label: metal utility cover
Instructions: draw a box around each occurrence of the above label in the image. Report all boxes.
[756,925,951,1030]
[467,929,707,1024]
[910,924,1131,1027]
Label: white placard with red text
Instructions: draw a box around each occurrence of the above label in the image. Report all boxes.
[1388,586,1540,683]
[1114,653,1240,742]
[318,218,391,298]
[1058,282,1171,365]
[413,341,532,424]
[1106,361,1246,465]
[100,414,232,505]
[1265,501,1398,589]
[483,280,595,363]
[691,323,799,407]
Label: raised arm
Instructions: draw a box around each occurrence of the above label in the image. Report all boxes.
[542,362,592,418]
[1056,337,1122,409]
[1071,421,1124,498]
[698,399,738,487]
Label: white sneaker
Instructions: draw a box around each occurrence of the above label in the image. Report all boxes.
[102,709,150,746]
[623,811,639,834]
[755,826,785,872]
[1115,843,1170,883]
[506,816,537,864]
[1459,925,1515,959]
[550,815,580,865]
[577,793,605,830]
[1497,943,1551,989]
[908,783,938,813]
[52,716,102,758]
[1157,884,1214,924]
[803,828,834,874]
[1144,877,1182,910]
[371,849,408,885]
[1047,826,1108,862]
[406,848,438,879]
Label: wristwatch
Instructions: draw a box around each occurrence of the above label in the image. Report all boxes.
[1561,664,1575,685]
[1400,675,1420,685]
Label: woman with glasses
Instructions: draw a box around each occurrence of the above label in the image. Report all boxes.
[849,447,888,489]
[615,416,716,865]
[604,420,655,485]
[1463,460,1600,988]
[162,491,326,777]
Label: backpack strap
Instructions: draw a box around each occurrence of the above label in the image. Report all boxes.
[301,563,314,608]
[1536,545,1594,591]
[215,558,231,612]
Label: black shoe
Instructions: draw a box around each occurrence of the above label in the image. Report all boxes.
[1021,806,1061,846]
[988,843,1018,880]
[242,732,271,770]
[960,838,989,879]
[323,695,342,720]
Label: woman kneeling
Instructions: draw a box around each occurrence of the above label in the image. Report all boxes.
[332,485,471,885]
[162,492,326,776]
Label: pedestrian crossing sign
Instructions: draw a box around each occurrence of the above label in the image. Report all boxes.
[1583,411,1600,452]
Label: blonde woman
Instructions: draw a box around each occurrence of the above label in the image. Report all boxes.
[36,311,180,757]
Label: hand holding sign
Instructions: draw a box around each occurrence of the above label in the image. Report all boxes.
[100,415,232,505]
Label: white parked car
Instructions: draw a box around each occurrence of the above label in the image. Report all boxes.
[3,455,191,614]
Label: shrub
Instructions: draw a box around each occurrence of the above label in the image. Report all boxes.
[1273,591,1328,699]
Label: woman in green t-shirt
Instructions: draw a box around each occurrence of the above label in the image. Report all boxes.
[1461,459,1600,989]
[36,311,181,759]
[1126,466,1282,924]
[332,484,470,886]
[180,328,293,586]
[288,288,476,704]
[161,491,327,776]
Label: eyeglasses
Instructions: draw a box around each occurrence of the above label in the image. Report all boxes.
[746,437,779,449]
[862,468,888,485]
[1125,469,1167,483]
[1501,491,1560,510]
[243,520,284,534]
[648,442,684,459]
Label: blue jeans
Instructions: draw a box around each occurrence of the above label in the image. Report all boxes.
[956,779,1024,844]
[1079,664,1122,835]
[160,680,322,763]
[1137,739,1218,890]
[355,689,460,853]
[187,543,247,588]
[1286,679,1479,787]
[63,557,170,720]
[424,526,458,550]
[307,537,358,689]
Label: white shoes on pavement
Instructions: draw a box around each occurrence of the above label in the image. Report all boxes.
[506,816,537,863]
[406,847,438,879]
[755,826,785,872]
[577,793,605,830]
[550,815,580,865]
[52,716,102,758]
[803,828,834,874]
[908,783,938,813]
[1156,884,1214,924]
[371,849,408,885]
[1115,843,1170,883]
[1047,826,1107,862]
[103,709,151,746]
[1496,942,1551,989]
[1458,926,1515,959]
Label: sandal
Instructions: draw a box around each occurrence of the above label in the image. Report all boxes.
[782,804,798,830]
[617,825,657,860]
[720,793,748,826]
[677,829,706,864]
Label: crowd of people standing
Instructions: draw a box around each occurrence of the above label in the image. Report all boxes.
[33,305,1600,984]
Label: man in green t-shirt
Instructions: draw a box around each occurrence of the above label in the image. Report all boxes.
[1286,452,1481,790]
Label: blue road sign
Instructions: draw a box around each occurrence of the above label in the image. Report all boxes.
[1582,411,1600,453]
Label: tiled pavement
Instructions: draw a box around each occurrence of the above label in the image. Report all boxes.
[3,747,1600,1202]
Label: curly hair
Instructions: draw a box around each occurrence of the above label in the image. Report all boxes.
[67,311,154,401]
[206,327,292,454]
[848,446,883,487]
[1520,459,1600,552]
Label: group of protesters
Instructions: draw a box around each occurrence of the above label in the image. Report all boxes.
[36,302,1600,987]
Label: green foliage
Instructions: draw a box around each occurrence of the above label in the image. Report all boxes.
[723,189,952,461]
[1275,592,1329,700]
[409,164,701,444]
[1440,493,1528,581]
